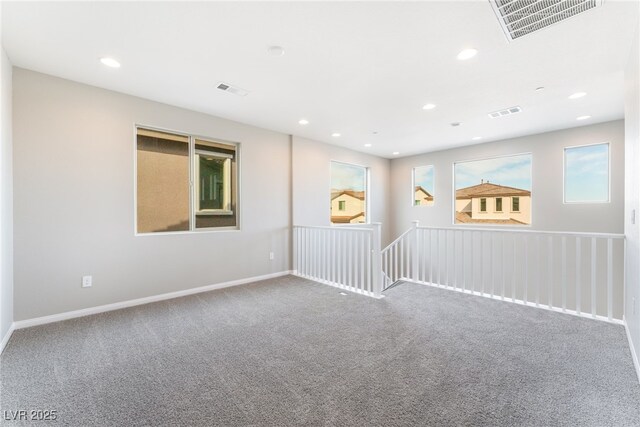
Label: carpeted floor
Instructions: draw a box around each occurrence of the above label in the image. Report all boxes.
[1,276,639,426]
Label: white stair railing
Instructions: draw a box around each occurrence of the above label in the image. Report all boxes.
[382,221,625,323]
[380,221,419,289]
[293,223,383,297]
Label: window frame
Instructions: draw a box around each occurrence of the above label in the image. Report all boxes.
[563,141,611,204]
[329,160,370,226]
[193,149,234,216]
[452,152,533,227]
[495,197,503,212]
[480,198,487,212]
[134,124,241,236]
[411,165,435,207]
[511,196,520,213]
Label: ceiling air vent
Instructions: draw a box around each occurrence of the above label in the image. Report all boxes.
[488,106,522,118]
[216,82,249,97]
[489,0,603,41]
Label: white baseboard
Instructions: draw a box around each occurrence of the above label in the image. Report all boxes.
[13,271,292,330]
[0,322,15,355]
[624,318,640,384]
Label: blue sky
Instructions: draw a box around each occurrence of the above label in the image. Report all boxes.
[331,162,366,191]
[455,154,532,191]
[414,165,434,194]
[565,143,609,202]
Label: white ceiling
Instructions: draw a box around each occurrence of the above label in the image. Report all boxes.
[2,1,638,158]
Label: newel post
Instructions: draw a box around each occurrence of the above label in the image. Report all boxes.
[411,220,420,281]
[371,222,383,297]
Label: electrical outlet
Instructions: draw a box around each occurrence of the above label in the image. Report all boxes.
[269,252,274,260]
[632,209,636,225]
[82,275,92,288]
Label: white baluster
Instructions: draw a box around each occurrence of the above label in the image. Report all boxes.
[548,235,553,309]
[562,236,567,312]
[607,238,613,321]
[591,237,597,318]
[576,236,581,315]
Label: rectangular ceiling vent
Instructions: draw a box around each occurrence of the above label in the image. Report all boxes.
[489,0,603,41]
[216,82,249,97]
[488,106,522,118]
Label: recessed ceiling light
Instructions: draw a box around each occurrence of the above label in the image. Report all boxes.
[569,92,587,100]
[392,151,400,155]
[267,46,285,57]
[535,86,545,91]
[372,131,379,135]
[364,143,372,147]
[451,122,462,127]
[457,48,477,60]
[298,119,309,125]
[422,103,436,110]
[331,133,341,138]
[576,115,591,121]
[100,57,121,68]
[472,136,483,141]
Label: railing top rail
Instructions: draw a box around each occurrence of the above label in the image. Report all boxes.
[416,225,624,239]
[294,224,373,232]
[382,228,413,253]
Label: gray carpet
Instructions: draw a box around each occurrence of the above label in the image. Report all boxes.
[1,276,639,426]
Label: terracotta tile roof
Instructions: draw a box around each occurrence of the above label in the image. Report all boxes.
[331,212,365,223]
[415,186,434,200]
[456,182,530,199]
[331,190,365,201]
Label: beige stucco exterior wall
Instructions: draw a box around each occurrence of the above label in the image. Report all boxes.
[456,199,471,213]
[331,194,365,218]
[414,189,434,206]
[470,196,532,223]
[136,149,190,233]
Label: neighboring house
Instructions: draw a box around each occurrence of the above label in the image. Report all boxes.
[414,186,434,206]
[331,190,365,223]
[455,181,531,225]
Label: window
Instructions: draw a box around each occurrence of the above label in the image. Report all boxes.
[331,161,367,224]
[136,127,238,234]
[412,165,435,206]
[564,143,609,203]
[512,197,520,212]
[454,153,532,225]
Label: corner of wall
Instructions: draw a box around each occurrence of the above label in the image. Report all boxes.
[624,18,640,383]
[0,43,15,342]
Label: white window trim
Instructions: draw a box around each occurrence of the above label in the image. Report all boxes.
[563,141,611,204]
[411,165,435,208]
[329,160,370,226]
[194,150,233,216]
[133,124,240,235]
[452,152,533,227]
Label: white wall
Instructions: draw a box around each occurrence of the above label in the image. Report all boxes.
[624,22,640,375]
[0,46,14,339]
[389,120,625,236]
[13,69,291,321]
[291,136,392,244]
